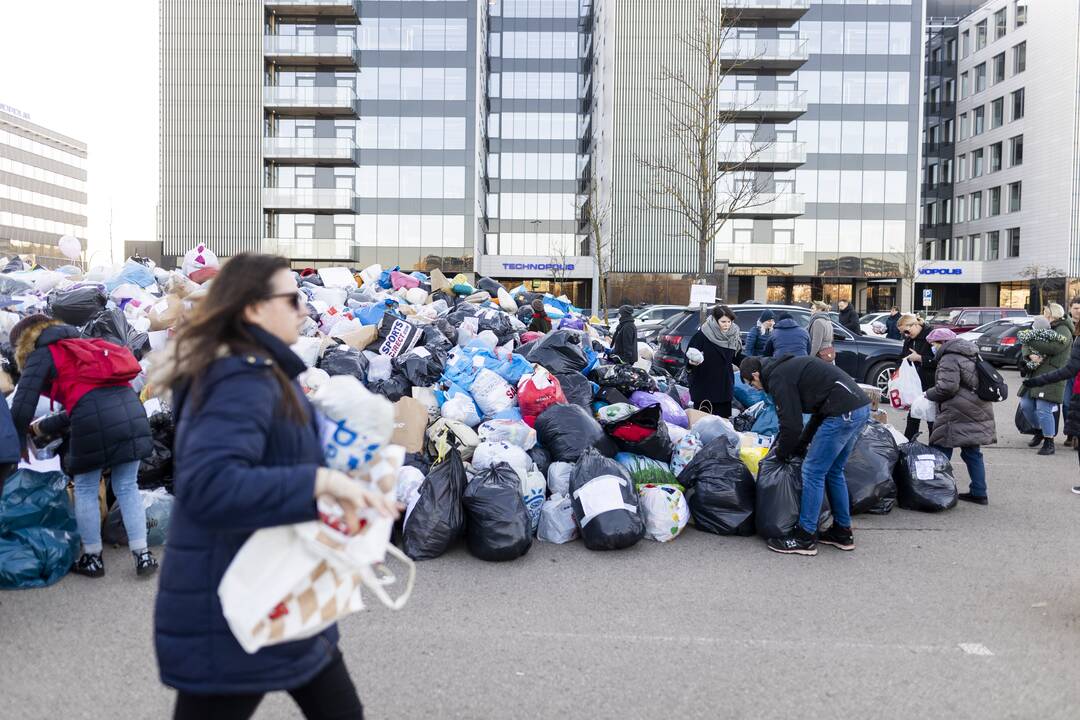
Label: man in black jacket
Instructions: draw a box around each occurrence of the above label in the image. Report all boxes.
[610,305,639,364]
[837,299,862,335]
[740,354,870,556]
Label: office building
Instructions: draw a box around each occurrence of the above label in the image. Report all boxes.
[917,0,1080,314]
[0,103,88,267]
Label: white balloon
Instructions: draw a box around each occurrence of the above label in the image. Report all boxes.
[58,234,82,260]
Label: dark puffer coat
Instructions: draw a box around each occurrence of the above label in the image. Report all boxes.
[611,306,638,364]
[10,318,151,474]
[763,317,810,357]
[925,338,997,448]
[1024,335,1080,437]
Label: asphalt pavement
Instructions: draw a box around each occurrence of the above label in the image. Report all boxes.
[1,370,1078,719]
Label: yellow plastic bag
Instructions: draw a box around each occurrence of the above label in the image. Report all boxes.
[739,446,768,476]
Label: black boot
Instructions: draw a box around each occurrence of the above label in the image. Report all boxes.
[1038,438,1055,455]
[1028,432,1044,448]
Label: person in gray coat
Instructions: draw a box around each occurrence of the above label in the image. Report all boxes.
[808,301,835,362]
[923,328,997,505]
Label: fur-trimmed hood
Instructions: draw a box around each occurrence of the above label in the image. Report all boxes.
[14,317,64,372]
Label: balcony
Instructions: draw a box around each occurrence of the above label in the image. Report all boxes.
[717,90,807,122]
[728,192,805,219]
[717,141,806,171]
[264,35,359,67]
[263,0,360,18]
[724,0,811,27]
[263,86,359,117]
[263,237,356,261]
[263,188,359,213]
[263,137,359,165]
[719,38,808,75]
[714,242,805,267]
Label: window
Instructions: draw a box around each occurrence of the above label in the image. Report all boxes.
[973,148,984,177]
[1012,87,1025,119]
[974,63,986,93]
[945,119,954,142]
[993,53,1005,83]
[971,191,982,220]
[958,112,968,140]
[957,154,967,181]
[960,71,969,99]
[1007,227,1021,257]
[944,197,952,222]
[995,9,1007,39]
[991,97,1004,128]
[924,202,935,226]
[973,106,985,135]
[1009,181,1022,212]
[989,186,1001,215]
[1016,2,1027,27]
[1010,135,1024,166]
[961,29,970,57]
[991,142,1003,172]
[947,38,957,61]
[956,194,967,222]
[945,79,955,102]
[944,159,953,183]
[976,20,987,51]
[969,234,982,261]
[987,230,1000,260]
[1013,42,1026,73]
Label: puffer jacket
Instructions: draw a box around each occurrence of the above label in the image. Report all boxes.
[10,318,151,475]
[611,308,638,364]
[1017,318,1073,404]
[763,318,810,357]
[745,323,770,357]
[1024,335,1080,437]
[925,338,997,448]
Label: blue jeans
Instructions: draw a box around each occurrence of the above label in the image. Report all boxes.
[798,405,870,534]
[1020,395,1057,438]
[74,460,146,554]
[932,445,987,498]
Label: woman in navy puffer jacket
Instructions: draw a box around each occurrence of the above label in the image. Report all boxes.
[763,312,811,357]
[152,253,397,719]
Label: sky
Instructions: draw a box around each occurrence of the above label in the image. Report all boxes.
[0,1,158,265]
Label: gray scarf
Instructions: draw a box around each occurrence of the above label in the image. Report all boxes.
[701,316,742,352]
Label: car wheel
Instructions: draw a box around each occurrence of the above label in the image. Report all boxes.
[867,361,897,402]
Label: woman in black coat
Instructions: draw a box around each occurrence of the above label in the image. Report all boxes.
[686,305,743,417]
[9,314,155,578]
[611,305,638,364]
[1023,333,1080,494]
[897,313,937,441]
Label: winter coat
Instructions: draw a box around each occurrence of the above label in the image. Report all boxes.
[808,312,834,358]
[154,326,333,695]
[1024,335,1080,436]
[885,312,902,341]
[763,318,810,358]
[528,311,552,334]
[0,398,19,465]
[901,330,937,390]
[1018,318,1073,405]
[925,338,997,448]
[745,324,771,357]
[838,306,861,335]
[611,312,638,364]
[10,318,151,475]
[686,328,740,410]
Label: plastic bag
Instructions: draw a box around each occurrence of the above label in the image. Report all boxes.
[377,315,422,358]
[528,446,551,476]
[601,403,674,462]
[441,394,482,427]
[471,369,516,417]
[537,494,578,544]
[614,452,677,485]
[755,454,832,539]
[101,488,174,547]
[678,437,756,536]
[670,431,703,476]
[518,368,567,426]
[138,412,175,492]
[525,330,589,374]
[535,404,618,462]
[845,422,899,515]
[909,395,938,422]
[472,441,531,479]
[639,484,689,542]
[402,448,467,560]
[0,470,80,589]
[82,308,149,359]
[366,371,412,402]
[393,348,442,387]
[462,463,532,561]
[478,420,536,450]
[546,461,573,496]
[895,441,958,512]
[888,360,923,410]
[318,345,369,382]
[732,402,766,433]
[523,468,546,534]
[628,390,689,429]
[309,376,395,472]
[555,372,594,408]
[738,446,768,476]
[569,448,644,551]
[48,286,108,325]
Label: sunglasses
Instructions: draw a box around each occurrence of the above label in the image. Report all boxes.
[265,291,302,310]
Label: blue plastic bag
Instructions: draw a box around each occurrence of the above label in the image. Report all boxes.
[733,374,769,409]
[0,470,80,589]
[106,259,157,292]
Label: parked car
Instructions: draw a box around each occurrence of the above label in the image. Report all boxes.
[957,317,1030,342]
[653,304,905,397]
[859,312,891,336]
[609,304,687,342]
[973,317,1036,368]
[926,306,1027,334]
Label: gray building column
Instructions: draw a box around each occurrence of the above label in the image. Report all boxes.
[752,275,768,303]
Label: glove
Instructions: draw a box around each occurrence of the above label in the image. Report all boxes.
[1021,377,1036,387]
[315,468,400,534]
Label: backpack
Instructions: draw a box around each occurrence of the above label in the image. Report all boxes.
[47,338,141,411]
[973,354,1008,402]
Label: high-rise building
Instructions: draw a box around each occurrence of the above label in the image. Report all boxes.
[0,103,88,267]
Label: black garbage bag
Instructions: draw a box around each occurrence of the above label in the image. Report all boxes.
[0,275,30,296]
[404,451,433,476]
[894,441,958,512]
[421,325,454,362]
[2,257,26,274]
[596,386,631,406]
[1014,403,1059,436]
[535,404,617,462]
[318,345,369,382]
[394,349,443,387]
[366,370,412,402]
[0,469,80,589]
[591,364,657,396]
[677,436,755,535]
[377,314,422,358]
[569,447,644,551]
[516,306,534,325]
[445,305,479,328]
[845,422,899,515]
[434,318,458,346]
[527,446,551,476]
[476,277,503,297]
[600,403,673,462]
[556,372,594,408]
[138,412,175,492]
[431,290,458,308]
[82,308,149,359]
[525,330,589,374]
[48,286,108,326]
[462,463,532,562]
[402,448,467,560]
[755,453,833,538]
[477,311,516,345]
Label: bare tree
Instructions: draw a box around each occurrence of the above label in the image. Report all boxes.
[635,7,774,281]
[548,238,571,299]
[1020,264,1067,310]
[578,174,619,318]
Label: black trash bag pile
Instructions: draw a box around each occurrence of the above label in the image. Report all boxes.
[138,412,175,492]
[845,422,899,515]
[527,446,551,476]
[401,448,467,560]
[366,371,412,402]
[755,453,832,538]
[596,386,631,406]
[894,441,958,512]
[318,345,369,382]
[569,447,644,551]
[48,286,108,325]
[403,451,433,476]
[525,330,588,374]
[677,436,755,536]
[555,372,594,408]
[82,308,149,359]
[535,404,617,462]
[461,463,533,562]
[591,364,657,397]
[394,349,443,387]
[476,277,503,297]
[516,305,534,325]
[476,310,517,345]
[600,403,673,462]
[433,318,459,347]
[421,325,454,362]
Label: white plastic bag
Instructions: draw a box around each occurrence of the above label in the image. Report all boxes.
[441,394,482,427]
[546,461,573,496]
[470,368,515,417]
[639,484,689,542]
[537,494,578,544]
[309,376,395,472]
[472,441,531,479]
[523,469,546,533]
[477,419,537,450]
[291,336,322,367]
[686,347,705,366]
[888,360,923,410]
[910,395,938,422]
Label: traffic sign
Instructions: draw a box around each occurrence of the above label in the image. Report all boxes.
[922,289,932,307]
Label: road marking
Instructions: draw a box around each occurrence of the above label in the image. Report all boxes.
[958,643,994,656]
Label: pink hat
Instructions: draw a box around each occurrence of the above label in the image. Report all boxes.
[926,328,956,343]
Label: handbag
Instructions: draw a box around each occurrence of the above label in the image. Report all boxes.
[816,346,836,363]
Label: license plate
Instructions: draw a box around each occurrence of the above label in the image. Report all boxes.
[980,346,992,352]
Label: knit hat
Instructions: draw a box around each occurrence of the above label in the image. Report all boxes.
[758,309,776,323]
[1045,302,1065,320]
[926,327,957,343]
[1032,316,1051,330]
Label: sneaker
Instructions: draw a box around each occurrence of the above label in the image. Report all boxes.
[766,526,817,556]
[818,524,855,551]
[134,549,159,577]
[72,553,105,578]
[1038,438,1055,456]
[958,492,988,506]
[1028,433,1045,448]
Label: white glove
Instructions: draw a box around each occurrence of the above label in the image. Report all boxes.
[315,468,400,533]
[686,348,705,366]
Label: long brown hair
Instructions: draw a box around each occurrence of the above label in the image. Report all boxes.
[156,252,304,420]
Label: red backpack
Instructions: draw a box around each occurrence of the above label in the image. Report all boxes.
[47,338,141,411]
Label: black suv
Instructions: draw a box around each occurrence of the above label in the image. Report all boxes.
[653,304,905,396]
